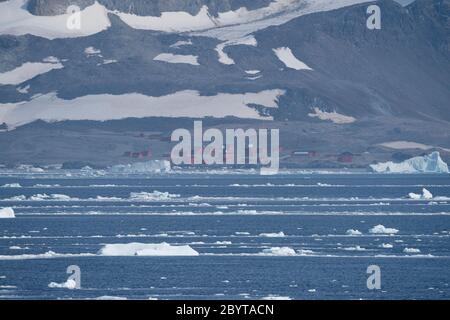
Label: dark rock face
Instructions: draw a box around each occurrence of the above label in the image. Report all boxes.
[26,0,275,16]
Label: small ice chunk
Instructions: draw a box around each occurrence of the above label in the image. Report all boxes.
[403,247,421,254]
[259,232,285,237]
[346,229,362,236]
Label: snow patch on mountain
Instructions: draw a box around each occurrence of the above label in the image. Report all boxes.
[0,89,285,127]
[273,47,312,71]
[216,35,258,65]
[153,53,199,66]
[308,107,356,124]
[378,141,450,152]
[198,0,373,41]
[370,152,449,173]
[1,1,373,40]
[0,0,111,39]
[84,46,102,56]
[0,57,63,85]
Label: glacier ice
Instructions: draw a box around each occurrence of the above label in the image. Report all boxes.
[370,152,449,173]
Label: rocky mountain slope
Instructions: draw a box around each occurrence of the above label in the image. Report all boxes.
[0,0,449,166]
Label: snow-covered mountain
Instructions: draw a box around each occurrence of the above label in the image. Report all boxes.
[0,0,449,166]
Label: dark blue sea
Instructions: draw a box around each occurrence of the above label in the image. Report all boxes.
[0,172,449,300]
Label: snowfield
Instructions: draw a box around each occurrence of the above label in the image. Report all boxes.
[0,0,111,39]
[98,243,200,256]
[0,89,285,127]
[370,152,449,173]
[0,0,373,40]
[273,47,313,71]
[216,35,258,65]
[308,107,356,124]
[0,58,63,85]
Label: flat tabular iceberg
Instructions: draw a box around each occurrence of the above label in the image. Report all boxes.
[370,152,449,173]
[0,207,15,218]
[98,243,199,256]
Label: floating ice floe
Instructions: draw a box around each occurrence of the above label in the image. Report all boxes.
[110,160,171,173]
[403,248,421,254]
[95,296,128,300]
[408,188,433,200]
[342,245,366,251]
[369,225,399,235]
[129,191,180,201]
[346,229,362,236]
[1,183,21,188]
[259,232,285,237]
[0,207,15,219]
[370,152,449,173]
[261,247,296,256]
[97,243,199,256]
[262,295,292,300]
[48,279,77,290]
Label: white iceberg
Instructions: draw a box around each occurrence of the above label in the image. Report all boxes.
[0,207,15,219]
[408,188,433,200]
[346,229,362,236]
[98,243,199,256]
[370,152,449,173]
[369,225,399,235]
